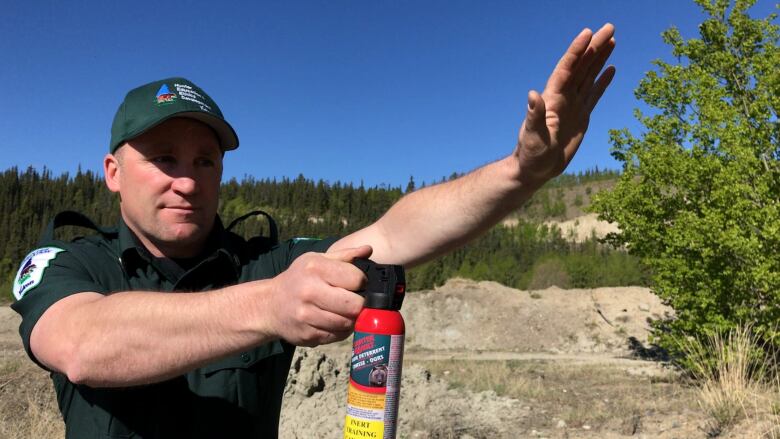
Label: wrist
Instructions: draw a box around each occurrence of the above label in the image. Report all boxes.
[503,153,544,196]
[225,279,279,343]
[510,145,554,192]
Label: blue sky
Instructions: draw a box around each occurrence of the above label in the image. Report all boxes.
[1,1,776,188]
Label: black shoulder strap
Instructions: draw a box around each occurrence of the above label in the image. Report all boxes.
[226,210,279,246]
[40,210,112,243]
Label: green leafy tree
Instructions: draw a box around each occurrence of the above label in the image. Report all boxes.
[592,0,780,354]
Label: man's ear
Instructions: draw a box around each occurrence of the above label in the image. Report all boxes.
[104,152,121,193]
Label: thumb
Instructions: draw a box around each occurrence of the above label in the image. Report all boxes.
[524,90,547,135]
[325,245,373,263]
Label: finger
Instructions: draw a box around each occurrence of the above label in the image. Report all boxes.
[571,46,596,90]
[300,327,354,347]
[295,327,346,347]
[320,246,371,290]
[586,65,616,113]
[324,245,373,263]
[546,28,593,92]
[573,24,615,90]
[577,37,615,94]
[593,23,616,47]
[524,90,548,134]
[311,286,365,319]
[312,257,367,292]
[306,307,359,334]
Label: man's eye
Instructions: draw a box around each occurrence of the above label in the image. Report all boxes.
[196,158,215,167]
[152,156,175,164]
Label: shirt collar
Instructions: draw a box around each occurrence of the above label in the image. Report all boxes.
[118,216,235,274]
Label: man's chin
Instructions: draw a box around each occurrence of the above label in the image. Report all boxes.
[157,224,211,253]
[167,224,208,242]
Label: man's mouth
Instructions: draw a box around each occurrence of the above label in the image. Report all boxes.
[165,206,198,212]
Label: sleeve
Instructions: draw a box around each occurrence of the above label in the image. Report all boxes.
[10,244,110,369]
[247,236,339,281]
[284,236,340,267]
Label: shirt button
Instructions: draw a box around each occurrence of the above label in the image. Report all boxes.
[241,353,251,363]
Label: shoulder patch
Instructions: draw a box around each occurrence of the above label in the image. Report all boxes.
[13,247,65,300]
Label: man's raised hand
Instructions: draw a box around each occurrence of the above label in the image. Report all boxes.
[514,23,616,189]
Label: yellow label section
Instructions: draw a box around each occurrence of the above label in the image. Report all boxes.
[344,415,384,439]
[347,383,385,410]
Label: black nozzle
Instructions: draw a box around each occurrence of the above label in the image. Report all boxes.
[352,258,406,310]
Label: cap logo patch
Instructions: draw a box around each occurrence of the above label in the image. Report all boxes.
[174,83,213,113]
[13,247,64,300]
[156,84,177,105]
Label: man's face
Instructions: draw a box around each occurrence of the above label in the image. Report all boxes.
[104,118,224,258]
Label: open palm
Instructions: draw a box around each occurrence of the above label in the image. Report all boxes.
[515,24,616,188]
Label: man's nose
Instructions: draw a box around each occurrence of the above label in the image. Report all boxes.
[171,173,198,195]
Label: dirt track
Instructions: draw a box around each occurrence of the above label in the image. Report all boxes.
[406,350,658,365]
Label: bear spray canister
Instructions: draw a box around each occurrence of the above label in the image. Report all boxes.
[344,259,406,439]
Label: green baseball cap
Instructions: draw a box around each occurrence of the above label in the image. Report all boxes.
[109,77,239,153]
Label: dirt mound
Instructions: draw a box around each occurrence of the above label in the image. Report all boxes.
[281,348,523,439]
[403,278,669,355]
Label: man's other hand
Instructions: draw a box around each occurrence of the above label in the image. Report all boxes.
[515,23,616,189]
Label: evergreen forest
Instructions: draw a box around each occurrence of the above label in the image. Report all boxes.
[0,166,646,301]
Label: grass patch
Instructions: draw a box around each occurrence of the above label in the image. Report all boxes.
[410,359,694,432]
[0,358,64,439]
[414,359,545,398]
[678,325,780,437]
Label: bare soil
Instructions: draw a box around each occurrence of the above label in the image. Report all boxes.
[0,279,765,438]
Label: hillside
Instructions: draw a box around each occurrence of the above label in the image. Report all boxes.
[517,177,617,222]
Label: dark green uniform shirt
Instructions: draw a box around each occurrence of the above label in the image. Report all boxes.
[11,217,336,439]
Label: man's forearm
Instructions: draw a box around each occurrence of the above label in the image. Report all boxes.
[30,280,277,388]
[334,154,536,267]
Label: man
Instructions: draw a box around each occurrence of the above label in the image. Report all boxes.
[12,24,615,437]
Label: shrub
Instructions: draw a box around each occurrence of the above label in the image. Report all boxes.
[591,0,780,362]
